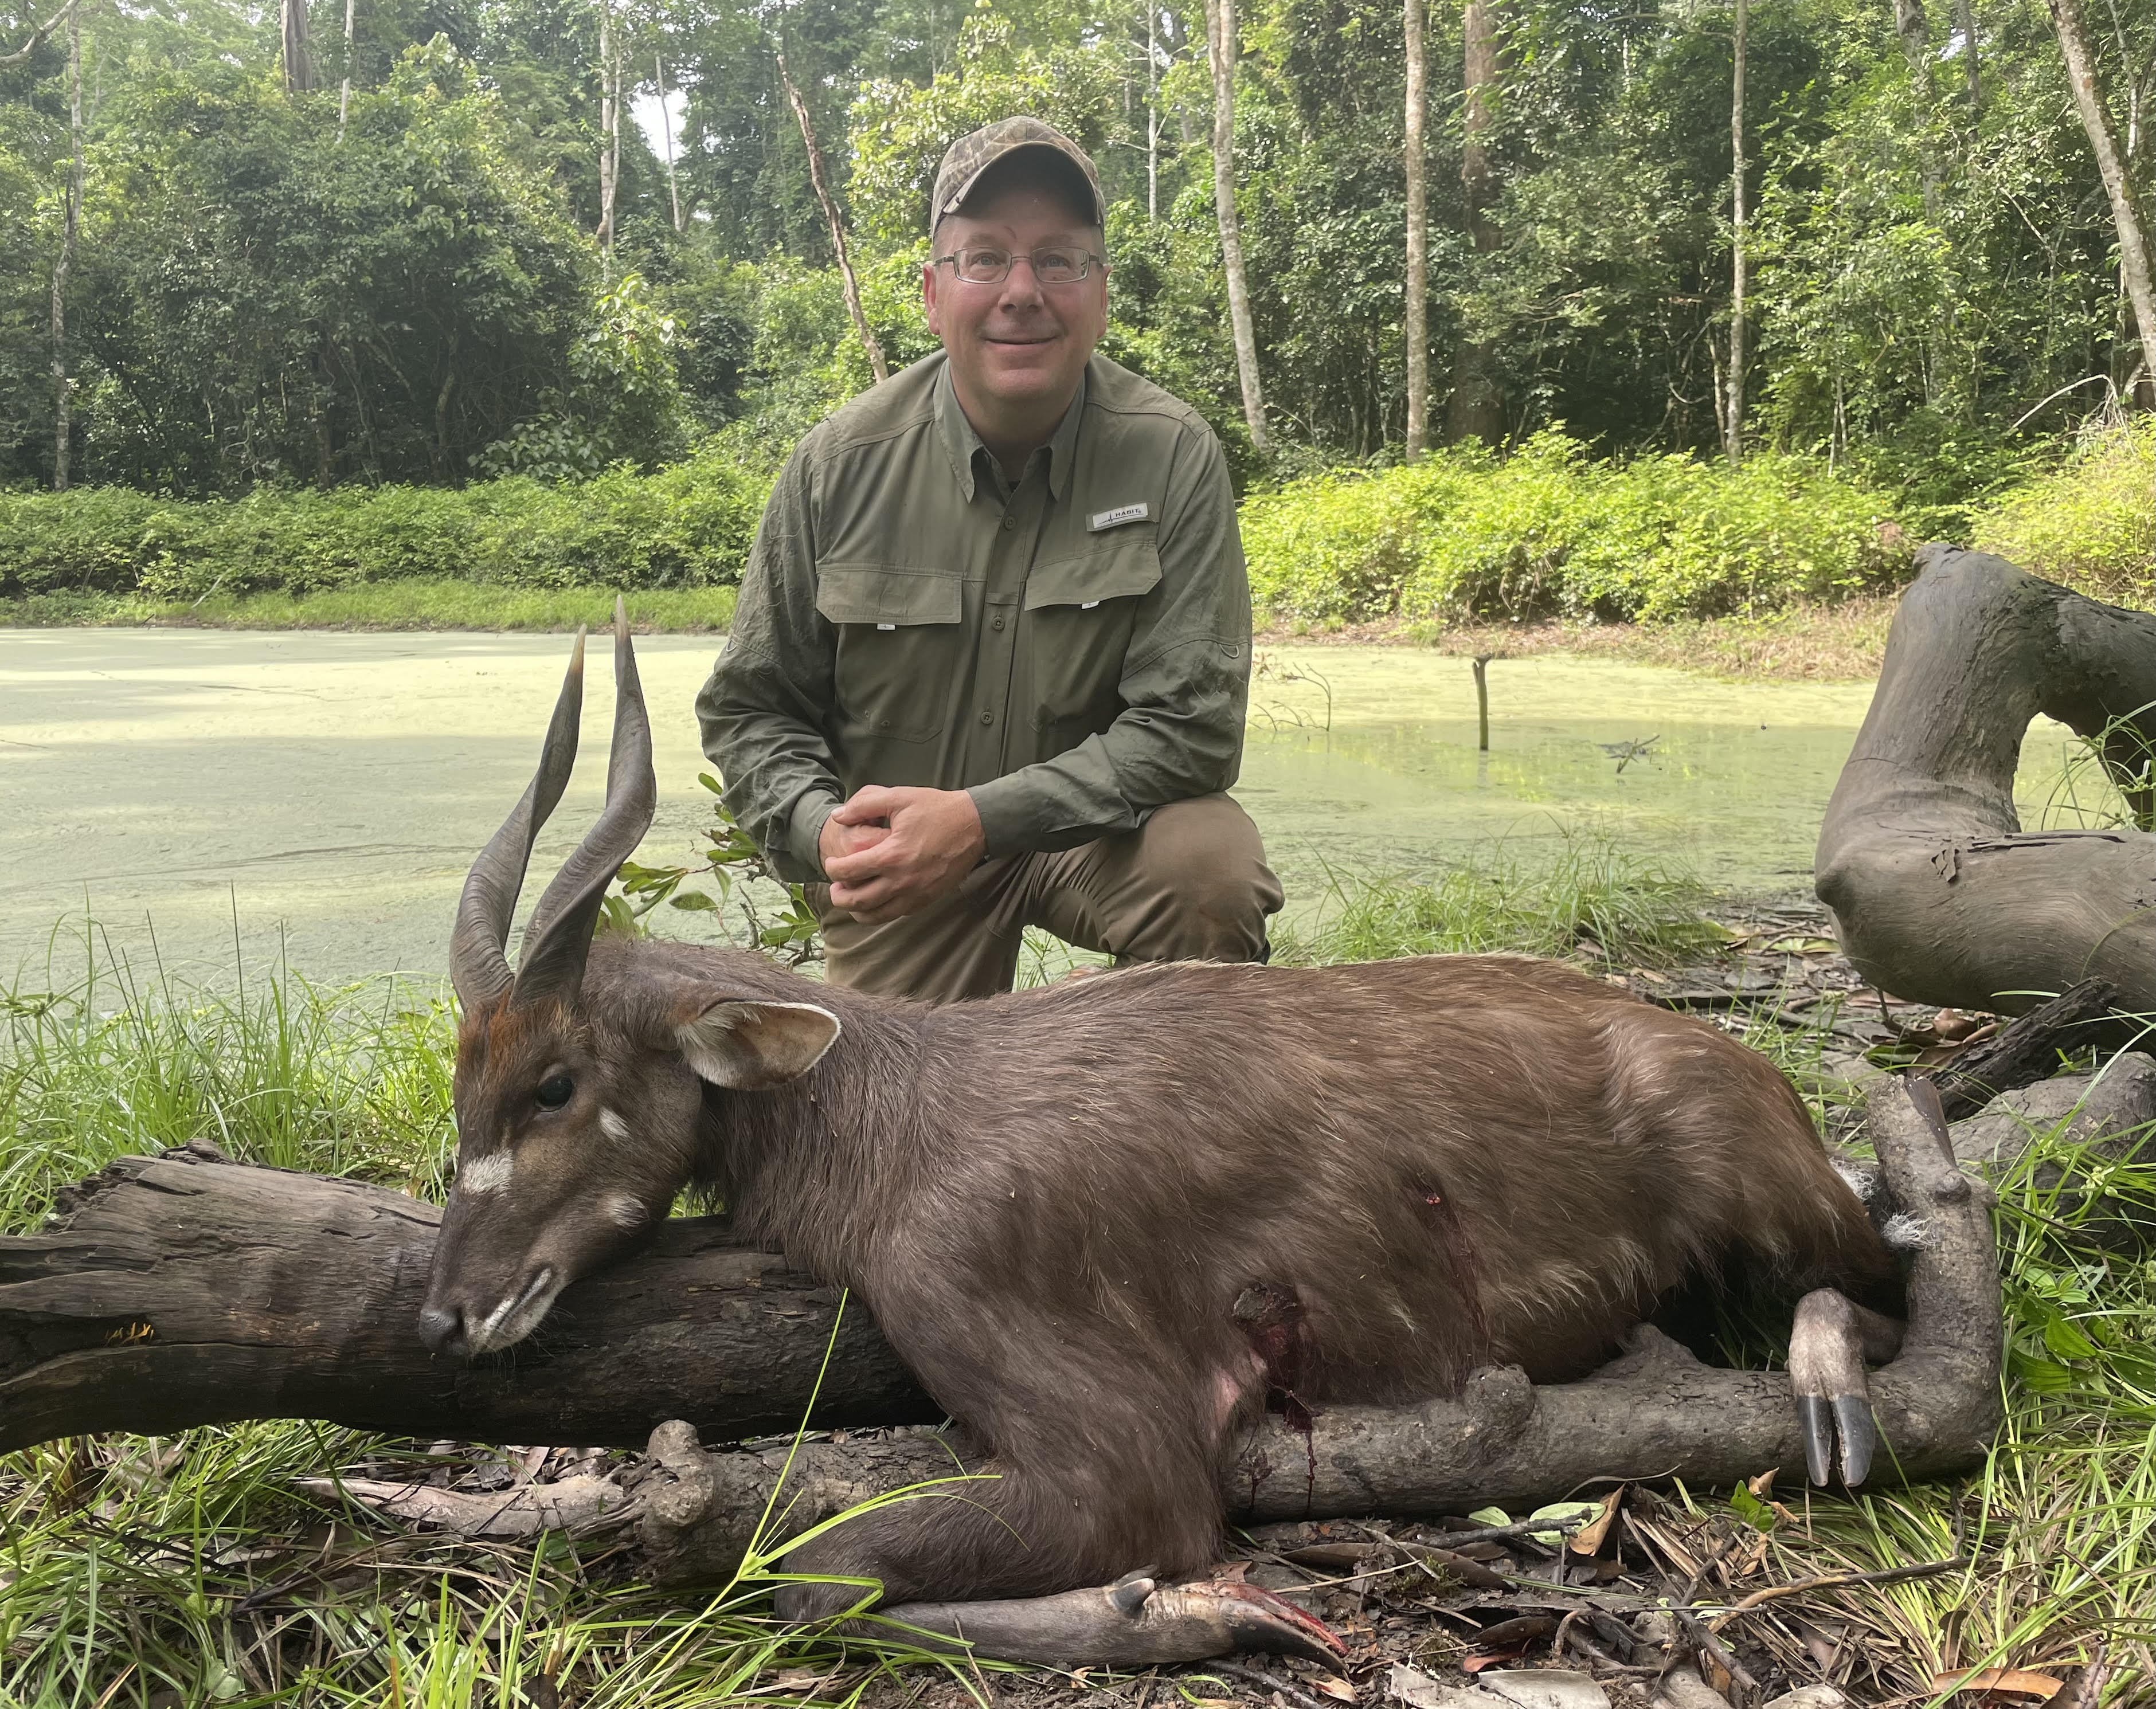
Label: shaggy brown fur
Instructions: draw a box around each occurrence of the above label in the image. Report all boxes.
[426,932,1891,1620]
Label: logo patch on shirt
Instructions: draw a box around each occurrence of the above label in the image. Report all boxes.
[1088,503,1150,532]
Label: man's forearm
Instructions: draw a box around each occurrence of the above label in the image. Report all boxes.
[695,663,843,884]
[968,654,1246,856]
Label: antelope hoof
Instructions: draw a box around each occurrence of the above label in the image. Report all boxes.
[1790,1287,1899,1488]
[870,1577,1345,1667]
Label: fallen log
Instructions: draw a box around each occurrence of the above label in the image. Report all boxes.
[0,1083,2001,1590]
[1815,544,2156,1016]
[0,1139,938,1454]
[1926,978,2123,1122]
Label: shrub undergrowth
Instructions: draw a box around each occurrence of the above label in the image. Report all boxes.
[1239,433,1913,626]
[0,438,772,605]
[5,425,2147,633]
[1977,419,2156,610]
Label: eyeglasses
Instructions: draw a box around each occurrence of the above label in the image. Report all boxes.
[933,245,1107,285]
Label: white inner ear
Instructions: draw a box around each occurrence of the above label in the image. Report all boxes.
[676,1001,842,1089]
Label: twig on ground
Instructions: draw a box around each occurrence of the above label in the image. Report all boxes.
[1417,1514,1592,1549]
[1672,1607,1760,1697]
[1711,1556,1970,1626]
[1190,1659,1337,1709]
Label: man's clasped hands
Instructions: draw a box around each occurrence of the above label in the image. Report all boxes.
[818,786,989,923]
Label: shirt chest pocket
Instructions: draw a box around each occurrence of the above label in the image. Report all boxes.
[816,565,965,743]
[1020,539,1163,739]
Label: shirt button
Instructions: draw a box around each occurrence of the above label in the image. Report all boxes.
[991,616,1006,631]
[979,711,995,726]
[1001,515,1018,531]
[877,718,892,729]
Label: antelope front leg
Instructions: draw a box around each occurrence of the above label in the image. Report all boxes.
[1790,1287,1905,1487]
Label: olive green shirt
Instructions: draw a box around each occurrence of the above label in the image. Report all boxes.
[697,351,1253,883]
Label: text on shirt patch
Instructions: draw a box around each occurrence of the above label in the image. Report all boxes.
[1088,503,1150,532]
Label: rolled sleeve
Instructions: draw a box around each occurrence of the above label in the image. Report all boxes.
[968,426,1251,856]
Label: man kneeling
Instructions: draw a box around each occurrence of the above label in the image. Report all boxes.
[697,117,1280,1002]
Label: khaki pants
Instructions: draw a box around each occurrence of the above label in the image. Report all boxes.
[812,793,1284,1004]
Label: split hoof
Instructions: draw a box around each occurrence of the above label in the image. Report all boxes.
[1795,1390,1879,1488]
[870,1574,1346,1667]
[1790,1287,1901,1488]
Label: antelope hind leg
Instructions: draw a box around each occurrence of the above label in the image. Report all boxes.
[871,1570,1347,1668]
[1790,1287,1905,1487]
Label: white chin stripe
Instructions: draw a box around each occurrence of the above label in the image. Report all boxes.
[457,1151,514,1195]
[468,1266,562,1354]
[599,1108,632,1143]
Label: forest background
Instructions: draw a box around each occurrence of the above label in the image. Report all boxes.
[0,0,2151,631]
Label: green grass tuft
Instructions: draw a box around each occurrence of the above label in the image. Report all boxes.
[1,920,457,1230]
[1268,836,1724,969]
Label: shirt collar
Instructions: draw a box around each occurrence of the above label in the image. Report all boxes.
[933,358,1090,505]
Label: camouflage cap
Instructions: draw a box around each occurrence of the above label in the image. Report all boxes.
[929,117,1105,236]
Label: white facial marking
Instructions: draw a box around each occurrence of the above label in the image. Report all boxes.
[457,1151,514,1195]
[604,1191,646,1230]
[599,1108,632,1143]
[467,1265,562,1354]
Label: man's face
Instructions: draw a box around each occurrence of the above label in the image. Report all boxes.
[923,180,1108,424]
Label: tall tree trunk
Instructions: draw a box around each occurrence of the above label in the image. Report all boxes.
[777,45,888,384]
[1952,0,1979,113]
[1895,0,1943,215]
[1146,0,1160,221]
[48,0,79,493]
[338,0,355,131]
[597,0,620,267]
[1206,0,1268,454]
[1893,0,1931,82]
[1723,0,1747,467]
[1447,0,1502,444]
[657,55,684,232]
[1403,0,1429,458]
[2047,0,2156,406]
[281,0,311,91]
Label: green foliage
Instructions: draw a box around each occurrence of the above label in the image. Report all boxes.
[478,272,696,479]
[0,438,772,600]
[58,48,598,492]
[848,10,1124,249]
[5,579,740,631]
[1242,431,1909,625]
[1975,421,2156,610]
[611,774,825,963]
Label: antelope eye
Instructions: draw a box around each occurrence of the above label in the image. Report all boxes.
[535,1075,574,1111]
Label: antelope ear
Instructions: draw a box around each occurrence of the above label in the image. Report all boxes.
[675,1000,840,1090]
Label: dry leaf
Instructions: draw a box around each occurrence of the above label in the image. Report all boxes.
[1567,1488,1622,1556]
[1746,1469,1777,1499]
[1930,1670,2062,1700]
[1313,1675,1357,1702]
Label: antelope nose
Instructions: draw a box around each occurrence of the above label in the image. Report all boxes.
[418,1304,469,1357]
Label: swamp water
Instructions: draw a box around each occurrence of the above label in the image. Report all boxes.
[0,628,2106,989]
